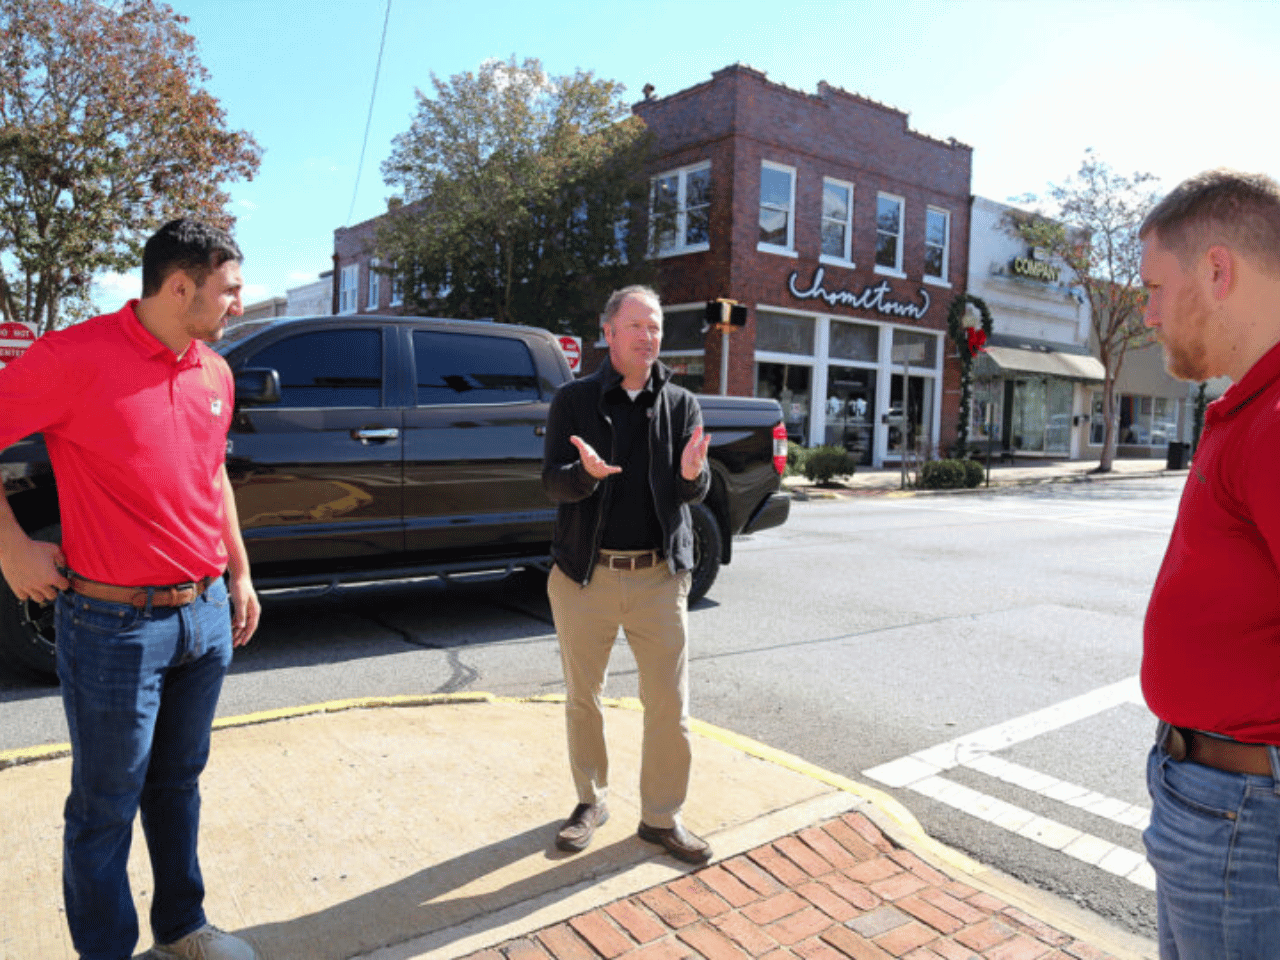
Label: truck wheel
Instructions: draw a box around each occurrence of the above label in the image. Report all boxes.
[0,523,60,682]
[688,503,721,605]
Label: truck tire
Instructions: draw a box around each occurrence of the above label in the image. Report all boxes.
[0,523,61,682]
[688,503,721,605]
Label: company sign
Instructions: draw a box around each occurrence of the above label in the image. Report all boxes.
[787,267,930,320]
[0,321,37,370]
[558,335,582,373]
[1010,257,1060,283]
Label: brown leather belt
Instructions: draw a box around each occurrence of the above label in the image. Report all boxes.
[597,550,662,571]
[68,574,216,609]
[1162,726,1275,777]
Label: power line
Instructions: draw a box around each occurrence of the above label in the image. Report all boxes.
[347,0,392,226]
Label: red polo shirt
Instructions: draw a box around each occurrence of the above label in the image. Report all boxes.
[1143,339,1280,743]
[0,301,234,586]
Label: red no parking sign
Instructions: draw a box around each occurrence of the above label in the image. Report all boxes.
[0,321,37,370]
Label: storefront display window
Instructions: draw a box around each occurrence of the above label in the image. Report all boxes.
[1093,391,1180,447]
[829,319,878,363]
[825,366,876,465]
[756,311,815,355]
[663,355,704,393]
[661,308,706,351]
[756,362,811,444]
[890,328,937,367]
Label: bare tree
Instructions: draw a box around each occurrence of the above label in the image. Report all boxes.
[1007,151,1160,471]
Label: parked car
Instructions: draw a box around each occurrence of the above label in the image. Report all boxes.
[1,315,791,678]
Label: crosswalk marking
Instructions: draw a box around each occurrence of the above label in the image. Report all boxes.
[863,676,1155,891]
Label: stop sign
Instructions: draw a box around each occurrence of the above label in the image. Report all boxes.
[0,321,37,370]
[558,335,582,373]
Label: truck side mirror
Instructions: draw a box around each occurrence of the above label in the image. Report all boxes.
[235,368,281,406]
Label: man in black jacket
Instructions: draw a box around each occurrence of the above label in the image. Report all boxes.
[542,285,713,864]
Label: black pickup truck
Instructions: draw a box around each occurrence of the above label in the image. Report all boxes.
[1,314,790,678]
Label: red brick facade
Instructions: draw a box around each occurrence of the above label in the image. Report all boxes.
[635,65,972,462]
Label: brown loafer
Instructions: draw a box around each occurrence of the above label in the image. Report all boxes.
[637,821,712,864]
[556,802,609,852]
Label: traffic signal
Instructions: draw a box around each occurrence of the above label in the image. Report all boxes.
[705,299,747,329]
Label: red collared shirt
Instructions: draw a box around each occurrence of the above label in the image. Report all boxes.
[1143,339,1280,743]
[0,301,233,586]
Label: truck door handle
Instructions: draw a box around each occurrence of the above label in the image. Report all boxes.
[353,427,400,443]
[535,425,546,436]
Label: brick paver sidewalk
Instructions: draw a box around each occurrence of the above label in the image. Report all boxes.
[459,812,1121,960]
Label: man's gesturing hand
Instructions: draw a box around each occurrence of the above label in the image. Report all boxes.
[681,425,711,481]
[571,435,622,481]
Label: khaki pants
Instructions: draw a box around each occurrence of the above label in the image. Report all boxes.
[547,561,692,828]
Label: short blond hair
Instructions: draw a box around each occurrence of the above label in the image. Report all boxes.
[1140,169,1280,276]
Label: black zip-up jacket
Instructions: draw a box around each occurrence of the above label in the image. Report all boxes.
[542,357,710,585]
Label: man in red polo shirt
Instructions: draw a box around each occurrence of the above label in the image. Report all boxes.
[1140,170,1280,959]
[0,220,260,960]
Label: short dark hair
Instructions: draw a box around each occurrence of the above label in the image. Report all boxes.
[1140,169,1280,276]
[141,218,243,297]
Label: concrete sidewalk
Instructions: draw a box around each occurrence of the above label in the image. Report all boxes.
[0,696,1156,960]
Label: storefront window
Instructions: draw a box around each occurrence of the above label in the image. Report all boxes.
[756,311,815,355]
[756,362,811,444]
[888,373,932,456]
[890,328,937,367]
[825,366,876,465]
[661,308,706,351]
[1153,397,1179,445]
[663,355,704,393]
[1045,379,1073,454]
[829,320,878,363]
[1010,378,1048,452]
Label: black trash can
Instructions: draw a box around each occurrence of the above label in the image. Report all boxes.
[1166,441,1190,470]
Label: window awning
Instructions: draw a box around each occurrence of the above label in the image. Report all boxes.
[975,346,1105,382]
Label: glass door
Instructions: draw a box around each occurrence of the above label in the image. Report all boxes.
[888,373,933,457]
[825,366,876,466]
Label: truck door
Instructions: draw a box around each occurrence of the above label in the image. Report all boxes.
[402,328,552,563]
[227,326,403,576]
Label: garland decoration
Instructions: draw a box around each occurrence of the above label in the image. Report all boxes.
[946,293,993,456]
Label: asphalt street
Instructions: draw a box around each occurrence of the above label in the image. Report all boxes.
[0,475,1181,940]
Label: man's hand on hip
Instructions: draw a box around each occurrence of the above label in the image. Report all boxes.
[0,535,68,604]
[571,435,622,481]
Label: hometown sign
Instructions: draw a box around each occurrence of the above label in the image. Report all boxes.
[558,335,582,373]
[0,321,37,370]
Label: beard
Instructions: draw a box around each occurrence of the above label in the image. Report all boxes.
[1161,284,1211,381]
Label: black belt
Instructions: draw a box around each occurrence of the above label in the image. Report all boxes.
[597,550,662,571]
[1160,726,1275,777]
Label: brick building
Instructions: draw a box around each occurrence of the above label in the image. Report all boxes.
[633,65,972,466]
[330,64,973,466]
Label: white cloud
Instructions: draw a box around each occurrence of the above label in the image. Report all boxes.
[238,199,259,211]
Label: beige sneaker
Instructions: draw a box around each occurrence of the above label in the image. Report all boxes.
[149,924,257,960]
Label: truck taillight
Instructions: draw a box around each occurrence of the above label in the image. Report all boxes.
[772,422,787,474]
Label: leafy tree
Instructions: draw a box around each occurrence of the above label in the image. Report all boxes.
[377,56,655,336]
[1007,151,1160,472]
[0,0,261,333]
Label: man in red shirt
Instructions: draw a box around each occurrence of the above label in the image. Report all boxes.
[0,220,260,960]
[1140,171,1280,960]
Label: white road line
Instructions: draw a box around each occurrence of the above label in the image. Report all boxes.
[863,676,1155,891]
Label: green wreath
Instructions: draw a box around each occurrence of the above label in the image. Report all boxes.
[946,293,993,455]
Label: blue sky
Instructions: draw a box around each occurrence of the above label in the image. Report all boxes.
[92,0,1280,309]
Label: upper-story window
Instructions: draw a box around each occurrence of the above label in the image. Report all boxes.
[875,193,905,276]
[924,207,950,283]
[821,178,854,264]
[367,259,381,309]
[338,263,359,315]
[650,162,710,257]
[388,269,403,307]
[758,161,796,255]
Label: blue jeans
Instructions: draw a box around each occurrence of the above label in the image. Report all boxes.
[56,579,233,960]
[1144,729,1280,960]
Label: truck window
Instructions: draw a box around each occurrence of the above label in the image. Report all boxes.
[246,329,383,408]
[414,330,539,405]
